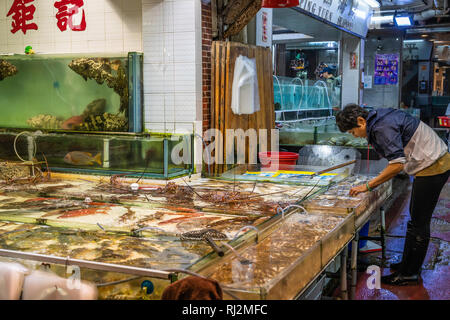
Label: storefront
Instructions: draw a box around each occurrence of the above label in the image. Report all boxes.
[264,1,372,149]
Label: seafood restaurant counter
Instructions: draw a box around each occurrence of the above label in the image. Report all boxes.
[0,171,391,299]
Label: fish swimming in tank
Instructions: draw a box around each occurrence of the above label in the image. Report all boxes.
[64,151,102,166]
[61,116,84,130]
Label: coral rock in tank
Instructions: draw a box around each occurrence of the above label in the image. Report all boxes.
[0,161,30,181]
[0,60,18,80]
[27,114,64,129]
[68,58,129,115]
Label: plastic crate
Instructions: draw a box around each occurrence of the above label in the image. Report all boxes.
[438,116,450,128]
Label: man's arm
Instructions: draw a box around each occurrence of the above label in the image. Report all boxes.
[349,162,404,196]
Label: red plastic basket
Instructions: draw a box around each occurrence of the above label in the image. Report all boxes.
[438,116,450,128]
[259,151,299,169]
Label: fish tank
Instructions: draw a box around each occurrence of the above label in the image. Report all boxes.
[0,131,193,179]
[273,75,340,113]
[279,117,368,149]
[0,52,143,133]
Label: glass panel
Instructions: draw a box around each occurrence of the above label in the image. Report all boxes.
[0,131,193,179]
[0,54,132,132]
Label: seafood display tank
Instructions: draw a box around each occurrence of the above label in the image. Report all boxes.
[0,53,143,133]
[0,131,193,179]
[0,161,391,299]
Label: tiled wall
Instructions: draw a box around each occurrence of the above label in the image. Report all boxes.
[0,0,142,54]
[142,0,202,134]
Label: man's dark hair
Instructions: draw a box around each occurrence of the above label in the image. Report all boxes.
[335,104,369,132]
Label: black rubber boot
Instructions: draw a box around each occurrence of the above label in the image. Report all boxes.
[389,261,402,271]
[400,222,430,276]
[381,271,420,285]
[382,222,429,286]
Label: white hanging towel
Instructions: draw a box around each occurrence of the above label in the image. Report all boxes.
[0,262,29,300]
[22,270,98,300]
[231,55,260,115]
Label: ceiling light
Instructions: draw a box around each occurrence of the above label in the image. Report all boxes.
[370,15,394,24]
[362,0,380,8]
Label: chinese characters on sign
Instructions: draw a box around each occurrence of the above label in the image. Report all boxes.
[6,0,86,34]
[374,54,399,85]
[7,0,38,34]
[54,0,86,32]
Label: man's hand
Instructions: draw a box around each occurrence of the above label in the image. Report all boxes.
[349,184,368,196]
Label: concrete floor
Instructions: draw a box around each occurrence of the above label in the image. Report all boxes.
[334,177,450,300]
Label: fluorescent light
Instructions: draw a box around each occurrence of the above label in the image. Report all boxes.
[370,15,394,24]
[362,0,380,8]
[394,15,413,27]
[272,33,313,41]
[354,9,368,19]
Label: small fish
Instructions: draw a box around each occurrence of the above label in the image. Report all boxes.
[61,115,84,130]
[24,197,59,202]
[58,207,108,219]
[64,151,102,166]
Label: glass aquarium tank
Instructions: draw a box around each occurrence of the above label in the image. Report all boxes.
[273,75,340,112]
[279,117,368,148]
[0,52,143,133]
[0,131,193,179]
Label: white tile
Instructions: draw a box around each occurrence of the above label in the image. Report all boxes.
[144,64,165,93]
[86,0,105,13]
[71,30,88,42]
[173,32,195,63]
[54,30,72,45]
[173,0,195,32]
[123,11,141,34]
[105,12,123,40]
[88,40,106,52]
[54,41,72,53]
[143,32,163,63]
[105,39,124,52]
[144,93,164,108]
[22,29,39,45]
[124,38,142,52]
[174,63,196,92]
[38,42,55,53]
[7,43,25,54]
[0,2,6,18]
[36,17,54,33]
[7,31,24,45]
[164,64,175,92]
[104,0,122,13]
[0,20,7,44]
[145,123,167,133]
[142,0,164,4]
[35,2,53,18]
[175,93,196,115]
[163,32,174,63]
[71,40,89,53]
[163,1,174,33]
[122,0,142,12]
[142,3,163,33]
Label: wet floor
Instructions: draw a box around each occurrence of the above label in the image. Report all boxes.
[333,177,450,300]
